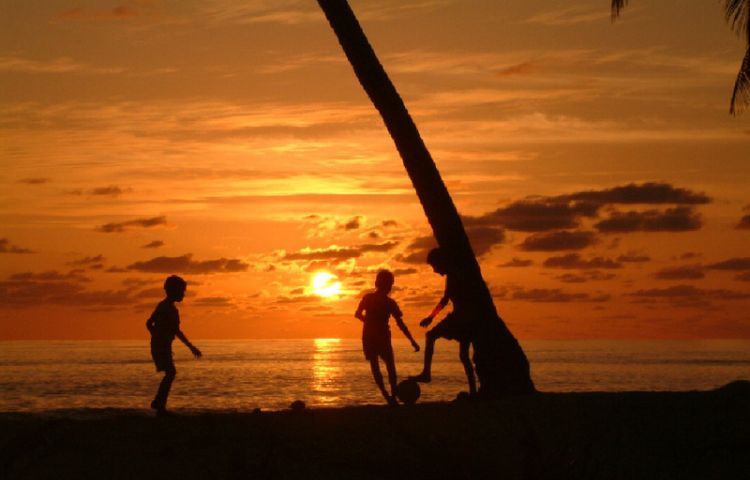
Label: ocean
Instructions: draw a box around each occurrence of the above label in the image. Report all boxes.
[1,339,748,412]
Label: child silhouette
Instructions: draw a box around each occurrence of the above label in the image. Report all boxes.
[146,275,201,416]
[355,270,419,405]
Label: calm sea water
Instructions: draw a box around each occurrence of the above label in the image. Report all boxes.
[1,339,748,412]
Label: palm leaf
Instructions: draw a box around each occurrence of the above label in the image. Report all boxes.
[611,0,628,21]
[724,1,750,113]
[730,47,750,114]
[724,0,750,43]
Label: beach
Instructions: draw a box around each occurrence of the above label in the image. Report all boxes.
[2,381,748,479]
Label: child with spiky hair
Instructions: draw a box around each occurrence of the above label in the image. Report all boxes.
[355,270,419,405]
[146,275,201,416]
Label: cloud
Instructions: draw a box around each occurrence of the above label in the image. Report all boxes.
[127,254,249,274]
[67,255,106,269]
[96,216,167,233]
[616,253,651,263]
[464,183,709,236]
[466,226,505,256]
[628,285,750,301]
[89,185,131,196]
[525,6,611,26]
[193,296,234,308]
[706,257,750,271]
[464,198,597,232]
[342,216,361,230]
[0,55,124,75]
[498,258,533,268]
[510,287,610,303]
[398,226,503,262]
[199,1,451,26]
[134,288,164,299]
[396,236,437,264]
[519,230,596,251]
[141,240,164,249]
[9,270,91,282]
[564,183,711,205]
[543,253,622,269]
[736,272,750,282]
[496,62,535,77]
[0,238,35,254]
[737,214,750,229]
[653,265,705,280]
[284,242,398,262]
[0,272,129,308]
[595,207,702,233]
[555,271,616,283]
[18,177,50,185]
[58,6,138,21]
[392,268,417,276]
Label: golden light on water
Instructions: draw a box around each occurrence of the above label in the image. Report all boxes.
[312,338,343,405]
[310,272,342,298]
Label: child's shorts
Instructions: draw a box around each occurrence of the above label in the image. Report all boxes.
[150,343,175,373]
[362,331,393,361]
[430,312,471,343]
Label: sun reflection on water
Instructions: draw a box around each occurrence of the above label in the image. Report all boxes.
[312,338,343,406]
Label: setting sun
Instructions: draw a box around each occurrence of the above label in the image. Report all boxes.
[311,272,342,298]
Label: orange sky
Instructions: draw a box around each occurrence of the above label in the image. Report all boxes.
[1,0,749,340]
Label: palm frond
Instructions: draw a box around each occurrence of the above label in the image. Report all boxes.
[724,0,750,43]
[730,47,750,115]
[611,0,628,22]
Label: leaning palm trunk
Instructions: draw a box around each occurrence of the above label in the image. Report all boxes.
[317,0,535,396]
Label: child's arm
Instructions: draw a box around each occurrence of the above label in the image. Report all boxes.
[145,316,155,333]
[394,314,420,352]
[354,298,366,322]
[420,290,450,327]
[176,330,202,358]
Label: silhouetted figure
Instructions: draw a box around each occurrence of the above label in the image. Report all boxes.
[411,248,476,397]
[146,275,201,416]
[355,270,420,405]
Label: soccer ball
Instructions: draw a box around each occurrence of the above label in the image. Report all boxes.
[395,379,421,405]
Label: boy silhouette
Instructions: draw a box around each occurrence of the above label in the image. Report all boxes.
[146,275,201,416]
[355,270,420,405]
[411,248,476,397]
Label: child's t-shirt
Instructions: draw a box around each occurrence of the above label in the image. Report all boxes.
[358,291,402,338]
[149,300,180,346]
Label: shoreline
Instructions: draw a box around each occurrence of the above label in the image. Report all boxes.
[2,381,748,479]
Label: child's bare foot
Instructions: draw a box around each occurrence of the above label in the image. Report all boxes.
[410,372,431,383]
[151,400,173,416]
[387,395,399,407]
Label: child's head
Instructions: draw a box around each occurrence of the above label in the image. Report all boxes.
[426,248,448,275]
[374,269,394,293]
[164,275,187,302]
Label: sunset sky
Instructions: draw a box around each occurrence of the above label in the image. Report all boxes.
[1,0,749,340]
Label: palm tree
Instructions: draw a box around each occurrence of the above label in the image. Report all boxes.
[612,0,750,115]
[316,0,535,396]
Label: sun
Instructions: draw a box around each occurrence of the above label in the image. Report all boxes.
[311,272,342,298]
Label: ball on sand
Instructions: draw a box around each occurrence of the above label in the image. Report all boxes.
[395,379,421,405]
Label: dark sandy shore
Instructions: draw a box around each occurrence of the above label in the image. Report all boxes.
[2,381,748,480]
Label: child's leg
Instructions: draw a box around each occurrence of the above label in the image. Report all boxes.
[459,340,477,396]
[369,358,390,401]
[412,329,437,383]
[152,365,176,410]
[382,349,398,396]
